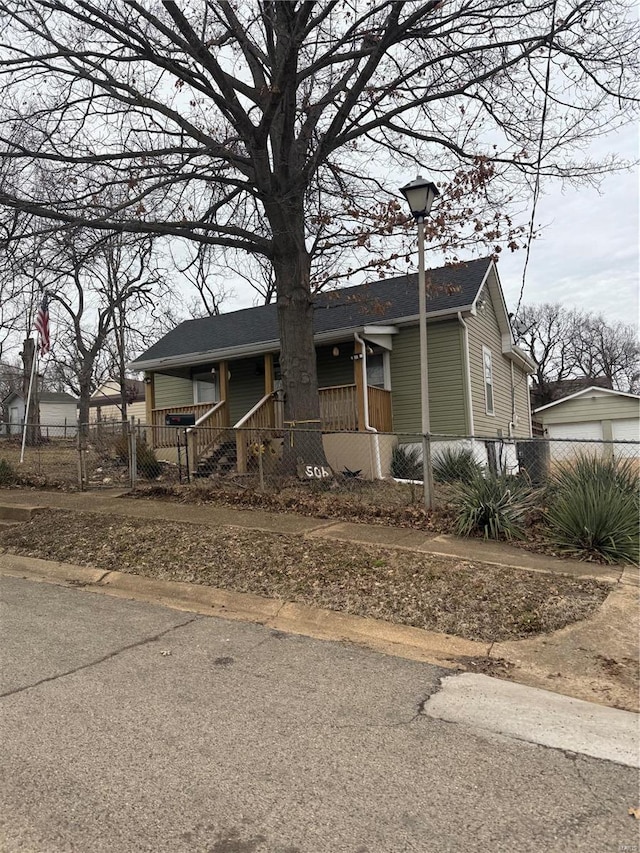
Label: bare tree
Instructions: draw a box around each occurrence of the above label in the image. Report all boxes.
[573,315,640,393]
[169,241,235,317]
[514,302,580,403]
[0,1,637,441]
[39,228,163,430]
[515,302,639,405]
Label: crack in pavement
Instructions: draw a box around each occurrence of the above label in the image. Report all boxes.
[0,615,200,700]
[328,677,449,732]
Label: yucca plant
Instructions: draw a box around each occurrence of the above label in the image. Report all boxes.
[452,472,536,540]
[433,446,482,483]
[545,455,639,564]
[391,444,423,480]
[549,453,637,497]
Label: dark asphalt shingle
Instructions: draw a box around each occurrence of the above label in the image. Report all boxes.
[132,257,491,365]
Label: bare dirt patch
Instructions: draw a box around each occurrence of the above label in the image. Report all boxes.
[0,509,609,643]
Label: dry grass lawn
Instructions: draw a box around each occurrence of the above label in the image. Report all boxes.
[0,509,609,643]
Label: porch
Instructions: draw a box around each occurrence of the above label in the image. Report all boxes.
[145,337,393,476]
[149,383,392,475]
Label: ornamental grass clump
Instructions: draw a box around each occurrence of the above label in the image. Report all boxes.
[433,446,482,483]
[452,472,536,540]
[544,455,639,564]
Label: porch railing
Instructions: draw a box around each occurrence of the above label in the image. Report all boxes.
[151,402,215,448]
[186,400,228,472]
[366,385,393,433]
[235,394,276,473]
[319,384,358,431]
[319,384,392,432]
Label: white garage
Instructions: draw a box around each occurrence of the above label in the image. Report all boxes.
[534,387,639,461]
[2,390,78,438]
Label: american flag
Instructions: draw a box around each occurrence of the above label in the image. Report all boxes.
[34,292,50,356]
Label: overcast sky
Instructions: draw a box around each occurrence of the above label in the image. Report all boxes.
[497,123,638,326]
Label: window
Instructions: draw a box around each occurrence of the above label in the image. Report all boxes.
[482,346,494,415]
[366,352,385,388]
[193,369,219,404]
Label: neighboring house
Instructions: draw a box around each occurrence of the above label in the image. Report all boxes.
[129,257,534,478]
[534,387,640,461]
[530,375,613,412]
[89,379,146,425]
[1,390,78,438]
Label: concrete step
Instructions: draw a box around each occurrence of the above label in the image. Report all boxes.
[0,504,48,522]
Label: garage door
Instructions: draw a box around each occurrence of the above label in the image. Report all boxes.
[612,418,640,442]
[612,418,639,459]
[546,422,602,462]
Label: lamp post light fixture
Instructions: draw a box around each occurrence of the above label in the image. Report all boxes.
[400,175,440,510]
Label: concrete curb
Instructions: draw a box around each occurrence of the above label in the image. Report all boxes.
[425,673,640,769]
[0,553,487,668]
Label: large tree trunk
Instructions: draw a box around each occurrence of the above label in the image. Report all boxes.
[77,364,93,439]
[21,337,40,446]
[270,204,329,474]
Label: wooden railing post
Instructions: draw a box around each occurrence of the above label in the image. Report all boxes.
[219,361,229,423]
[354,341,366,431]
[236,431,248,474]
[186,428,198,475]
[264,353,274,396]
[145,374,155,447]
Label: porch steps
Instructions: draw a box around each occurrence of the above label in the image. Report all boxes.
[193,440,238,478]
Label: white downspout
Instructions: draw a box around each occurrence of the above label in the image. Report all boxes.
[354,331,383,479]
[509,361,517,438]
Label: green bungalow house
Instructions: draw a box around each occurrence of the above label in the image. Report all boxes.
[129,257,534,478]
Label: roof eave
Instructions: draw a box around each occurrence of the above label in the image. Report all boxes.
[534,385,640,413]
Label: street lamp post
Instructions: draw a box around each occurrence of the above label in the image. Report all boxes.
[399,175,440,510]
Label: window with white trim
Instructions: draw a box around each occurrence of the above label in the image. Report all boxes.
[193,369,219,404]
[482,346,494,415]
[365,349,391,390]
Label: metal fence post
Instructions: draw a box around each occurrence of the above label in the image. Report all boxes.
[422,432,434,510]
[129,417,137,489]
[76,419,85,490]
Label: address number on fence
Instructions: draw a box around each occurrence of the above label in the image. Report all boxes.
[302,464,332,479]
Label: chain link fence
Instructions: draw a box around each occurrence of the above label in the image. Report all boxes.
[2,422,638,495]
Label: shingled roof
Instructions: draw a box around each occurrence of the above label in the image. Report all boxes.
[131,257,492,369]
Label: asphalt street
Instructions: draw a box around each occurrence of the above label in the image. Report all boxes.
[0,575,637,853]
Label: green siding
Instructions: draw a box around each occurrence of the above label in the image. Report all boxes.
[316,344,355,388]
[154,372,193,409]
[465,284,530,437]
[538,393,640,425]
[228,357,266,425]
[390,321,466,436]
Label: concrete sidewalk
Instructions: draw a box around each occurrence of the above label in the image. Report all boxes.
[4,487,627,582]
[2,487,639,711]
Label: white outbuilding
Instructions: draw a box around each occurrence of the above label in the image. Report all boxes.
[534,386,639,460]
[2,390,78,438]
